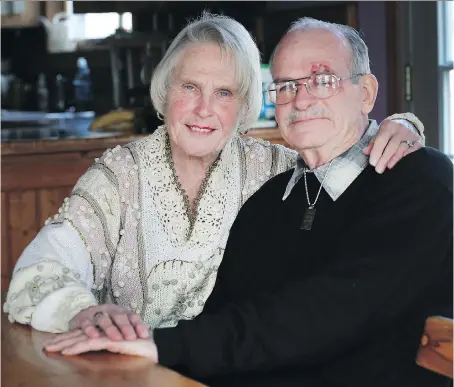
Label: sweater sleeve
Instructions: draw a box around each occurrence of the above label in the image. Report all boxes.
[3,222,97,332]
[154,150,452,378]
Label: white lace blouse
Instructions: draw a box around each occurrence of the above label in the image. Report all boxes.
[4,126,296,332]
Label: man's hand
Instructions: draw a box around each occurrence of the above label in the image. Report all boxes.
[44,329,158,362]
[364,119,423,173]
[69,304,150,341]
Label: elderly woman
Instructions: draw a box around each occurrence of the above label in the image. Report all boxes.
[4,13,424,340]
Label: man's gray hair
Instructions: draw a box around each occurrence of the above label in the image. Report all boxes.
[270,17,371,83]
[150,12,262,132]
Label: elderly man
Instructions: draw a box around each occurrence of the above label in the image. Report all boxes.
[45,17,452,387]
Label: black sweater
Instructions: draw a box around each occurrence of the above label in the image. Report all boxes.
[154,148,453,387]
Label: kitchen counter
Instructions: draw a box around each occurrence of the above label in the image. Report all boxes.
[1,109,132,155]
[1,109,122,146]
[1,125,121,143]
[1,127,286,156]
[1,133,140,156]
[1,112,284,156]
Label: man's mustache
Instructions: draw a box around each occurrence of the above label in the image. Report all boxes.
[287,108,330,124]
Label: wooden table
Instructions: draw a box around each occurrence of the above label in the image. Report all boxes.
[1,312,205,387]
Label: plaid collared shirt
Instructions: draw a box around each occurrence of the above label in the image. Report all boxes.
[282,120,379,202]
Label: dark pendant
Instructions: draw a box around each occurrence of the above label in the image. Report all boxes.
[301,206,316,230]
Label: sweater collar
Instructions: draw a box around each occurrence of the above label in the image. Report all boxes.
[282,120,379,202]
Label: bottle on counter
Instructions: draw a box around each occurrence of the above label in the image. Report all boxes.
[37,73,49,112]
[72,57,93,111]
[55,74,66,112]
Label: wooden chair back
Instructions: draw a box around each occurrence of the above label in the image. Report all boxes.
[416,316,453,379]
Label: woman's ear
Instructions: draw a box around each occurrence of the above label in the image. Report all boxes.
[360,74,379,115]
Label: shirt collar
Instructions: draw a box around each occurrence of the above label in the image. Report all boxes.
[282,120,379,201]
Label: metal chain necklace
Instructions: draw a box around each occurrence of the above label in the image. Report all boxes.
[300,159,334,230]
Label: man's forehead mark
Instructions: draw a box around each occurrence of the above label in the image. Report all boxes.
[311,64,332,74]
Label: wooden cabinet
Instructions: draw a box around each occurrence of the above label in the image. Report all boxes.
[1,128,287,290]
[1,0,41,28]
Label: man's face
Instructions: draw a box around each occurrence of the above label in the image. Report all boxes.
[272,29,367,154]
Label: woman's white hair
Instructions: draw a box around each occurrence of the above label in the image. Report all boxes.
[150,12,262,132]
[270,17,371,83]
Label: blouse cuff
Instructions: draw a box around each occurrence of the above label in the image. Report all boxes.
[386,112,425,144]
[4,260,97,332]
[32,286,97,333]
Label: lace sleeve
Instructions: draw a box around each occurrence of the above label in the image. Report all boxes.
[46,146,127,301]
[269,143,297,176]
[239,137,297,202]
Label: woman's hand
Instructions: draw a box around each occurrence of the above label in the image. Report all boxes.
[364,119,423,173]
[44,329,158,363]
[69,304,150,341]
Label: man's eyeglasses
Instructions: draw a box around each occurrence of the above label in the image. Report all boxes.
[267,73,364,105]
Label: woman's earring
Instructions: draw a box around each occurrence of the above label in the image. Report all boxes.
[156,112,164,121]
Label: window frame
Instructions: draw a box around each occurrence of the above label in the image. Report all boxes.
[437,1,453,157]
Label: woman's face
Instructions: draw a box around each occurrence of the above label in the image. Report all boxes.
[165,43,242,161]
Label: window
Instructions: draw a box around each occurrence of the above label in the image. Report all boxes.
[438,1,453,157]
[82,12,132,40]
[62,1,133,41]
[1,1,25,15]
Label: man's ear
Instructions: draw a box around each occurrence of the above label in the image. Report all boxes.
[360,74,378,115]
